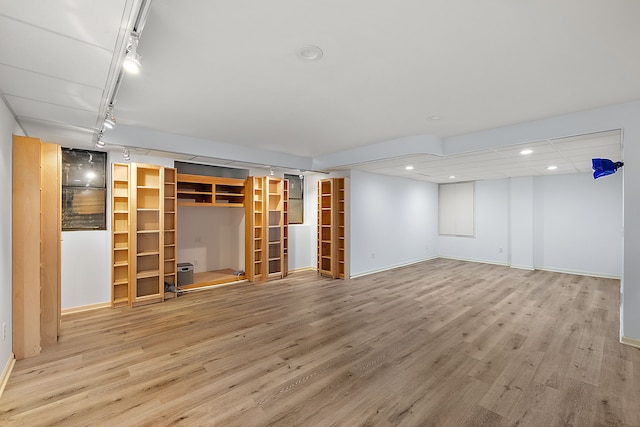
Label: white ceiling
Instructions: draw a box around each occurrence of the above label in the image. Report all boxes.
[0,0,636,181]
[336,130,622,183]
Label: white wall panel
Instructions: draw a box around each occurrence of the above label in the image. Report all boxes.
[534,172,622,277]
[61,230,111,308]
[439,179,509,265]
[350,170,438,277]
[0,99,16,367]
[510,177,534,269]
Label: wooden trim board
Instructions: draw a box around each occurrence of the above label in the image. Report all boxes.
[0,353,15,399]
[12,135,42,360]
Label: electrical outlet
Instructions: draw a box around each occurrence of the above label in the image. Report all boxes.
[194,259,199,266]
[371,253,375,259]
[2,323,6,341]
[499,247,503,253]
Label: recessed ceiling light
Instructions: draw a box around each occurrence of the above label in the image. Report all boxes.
[296,45,323,61]
[547,165,558,170]
[405,165,414,170]
[427,115,442,121]
[449,175,456,179]
[520,149,533,155]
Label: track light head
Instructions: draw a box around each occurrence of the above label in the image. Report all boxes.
[123,147,131,161]
[269,167,274,176]
[123,35,142,74]
[104,108,116,129]
[95,132,106,148]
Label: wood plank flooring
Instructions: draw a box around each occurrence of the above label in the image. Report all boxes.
[1,259,639,426]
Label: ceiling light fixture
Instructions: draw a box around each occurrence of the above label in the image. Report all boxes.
[547,165,558,171]
[123,34,142,74]
[123,147,131,161]
[520,149,533,155]
[103,107,116,129]
[95,132,106,148]
[427,115,442,121]
[405,165,414,170]
[449,175,456,179]
[295,45,323,61]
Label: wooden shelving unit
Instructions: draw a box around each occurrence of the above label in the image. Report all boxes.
[283,179,289,277]
[244,176,288,282]
[111,163,176,307]
[132,164,163,306]
[317,178,346,279]
[267,177,284,279]
[245,177,264,281]
[318,179,333,276]
[336,178,346,279]
[177,174,245,207]
[164,167,177,299]
[111,163,131,307]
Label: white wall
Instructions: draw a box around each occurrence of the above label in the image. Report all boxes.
[350,170,439,277]
[177,206,244,273]
[0,100,18,366]
[621,112,640,341]
[533,172,622,277]
[438,174,622,277]
[439,179,510,265]
[61,231,111,308]
[510,177,534,269]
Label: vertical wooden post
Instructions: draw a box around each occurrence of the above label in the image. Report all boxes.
[12,135,42,360]
[40,142,61,346]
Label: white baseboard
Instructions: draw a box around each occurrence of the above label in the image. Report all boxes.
[535,266,620,280]
[621,336,640,349]
[510,264,534,271]
[350,256,438,279]
[0,352,15,399]
[61,301,111,315]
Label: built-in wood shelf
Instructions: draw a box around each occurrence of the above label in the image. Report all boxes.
[177,174,245,207]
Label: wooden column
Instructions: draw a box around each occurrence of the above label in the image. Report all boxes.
[12,136,61,360]
[12,136,42,359]
[40,142,61,346]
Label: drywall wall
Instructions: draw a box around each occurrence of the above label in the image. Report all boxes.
[510,176,534,269]
[438,173,622,277]
[177,206,244,273]
[533,172,622,277]
[350,170,439,277]
[621,117,640,341]
[61,230,111,308]
[0,100,17,369]
[439,179,510,265]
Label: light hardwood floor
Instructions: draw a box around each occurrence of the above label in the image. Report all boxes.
[1,259,639,426]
